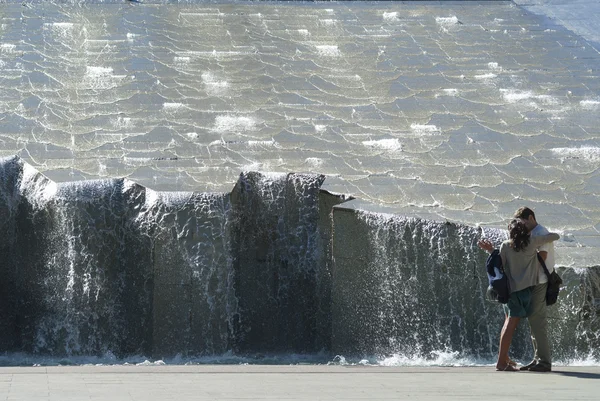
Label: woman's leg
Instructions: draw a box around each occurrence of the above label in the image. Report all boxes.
[503,315,517,367]
[497,316,520,370]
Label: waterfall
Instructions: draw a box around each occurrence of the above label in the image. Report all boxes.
[1,156,598,364]
[229,172,328,353]
[331,207,600,363]
[0,158,342,359]
[150,190,235,357]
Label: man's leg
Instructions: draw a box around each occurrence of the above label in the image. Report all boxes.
[527,283,551,368]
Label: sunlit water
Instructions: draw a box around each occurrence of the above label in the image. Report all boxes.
[1,1,599,366]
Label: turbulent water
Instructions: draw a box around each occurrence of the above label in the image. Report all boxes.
[0,0,600,366]
[332,210,600,365]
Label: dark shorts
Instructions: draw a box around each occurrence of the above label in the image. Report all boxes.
[503,287,533,318]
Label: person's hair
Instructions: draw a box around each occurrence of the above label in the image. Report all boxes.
[508,219,530,251]
[514,206,536,221]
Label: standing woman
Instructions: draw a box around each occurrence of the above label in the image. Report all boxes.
[478,219,559,371]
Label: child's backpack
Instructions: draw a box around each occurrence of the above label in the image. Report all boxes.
[485,249,510,304]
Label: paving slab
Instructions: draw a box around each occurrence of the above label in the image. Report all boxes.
[1,365,599,400]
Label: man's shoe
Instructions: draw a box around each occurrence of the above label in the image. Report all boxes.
[528,364,552,372]
[519,361,537,371]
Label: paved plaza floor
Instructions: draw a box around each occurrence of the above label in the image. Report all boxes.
[1,365,599,400]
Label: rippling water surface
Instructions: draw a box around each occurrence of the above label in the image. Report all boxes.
[1,2,599,250]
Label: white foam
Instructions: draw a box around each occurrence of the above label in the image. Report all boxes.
[248,139,277,147]
[297,29,310,37]
[0,350,596,367]
[186,132,198,140]
[474,73,497,80]
[51,22,74,28]
[550,146,600,163]
[320,19,337,26]
[436,88,459,98]
[410,124,440,134]
[98,161,107,176]
[47,22,75,36]
[113,117,134,129]
[378,350,487,367]
[500,89,534,102]
[314,125,326,133]
[536,95,559,105]
[202,72,229,95]
[163,103,184,110]
[436,16,459,25]
[86,66,113,76]
[362,138,402,151]
[500,90,561,109]
[213,115,257,133]
[241,162,264,171]
[580,99,600,109]
[136,360,166,366]
[83,66,124,89]
[20,163,58,208]
[316,45,341,57]
[383,12,399,22]
[488,62,502,71]
[305,157,324,168]
[174,56,190,64]
[1,43,16,52]
[208,139,225,147]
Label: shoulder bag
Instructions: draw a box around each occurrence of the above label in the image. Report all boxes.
[537,253,562,306]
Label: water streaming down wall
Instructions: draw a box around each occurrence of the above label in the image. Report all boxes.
[1,155,599,362]
[0,157,341,358]
[150,190,234,357]
[0,157,24,352]
[331,206,600,363]
[229,172,329,353]
[0,157,154,356]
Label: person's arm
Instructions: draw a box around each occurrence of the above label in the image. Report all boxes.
[532,233,559,247]
[532,226,551,260]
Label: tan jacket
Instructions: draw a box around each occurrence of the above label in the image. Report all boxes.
[499,233,559,293]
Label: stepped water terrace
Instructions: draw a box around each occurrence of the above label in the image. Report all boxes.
[0,1,599,365]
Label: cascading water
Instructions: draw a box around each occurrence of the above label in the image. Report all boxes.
[3,160,155,357]
[1,156,599,365]
[0,158,343,362]
[229,172,328,353]
[149,190,235,358]
[33,178,154,357]
[1,0,600,367]
[331,208,600,364]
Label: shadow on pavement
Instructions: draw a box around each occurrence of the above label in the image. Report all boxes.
[555,371,600,380]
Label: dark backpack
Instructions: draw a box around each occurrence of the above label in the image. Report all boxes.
[485,249,510,304]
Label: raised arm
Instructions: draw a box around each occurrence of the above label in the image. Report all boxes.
[532,233,559,247]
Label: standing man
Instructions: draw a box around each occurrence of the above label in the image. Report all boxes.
[514,206,553,372]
